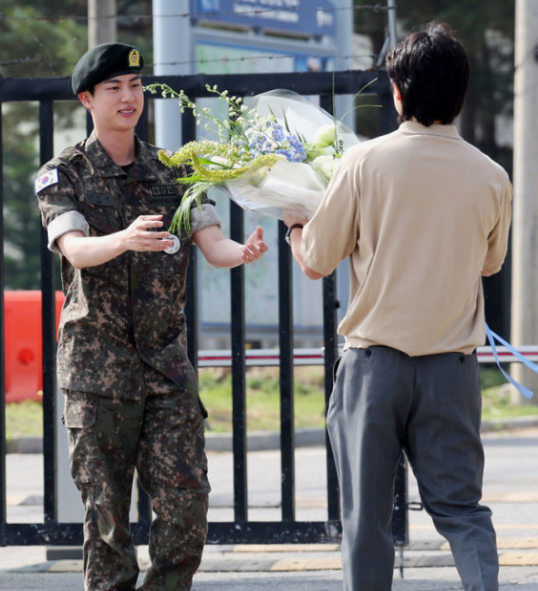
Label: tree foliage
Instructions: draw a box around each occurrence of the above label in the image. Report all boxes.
[0,2,84,289]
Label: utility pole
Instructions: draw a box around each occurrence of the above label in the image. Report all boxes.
[387,0,398,49]
[152,0,192,150]
[88,0,117,47]
[511,0,538,403]
[334,0,355,128]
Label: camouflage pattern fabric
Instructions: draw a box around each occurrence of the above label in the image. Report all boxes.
[64,387,209,591]
[36,131,218,400]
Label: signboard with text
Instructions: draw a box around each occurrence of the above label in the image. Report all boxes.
[192,0,336,37]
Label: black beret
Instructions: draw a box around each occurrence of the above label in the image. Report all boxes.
[72,43,144,95]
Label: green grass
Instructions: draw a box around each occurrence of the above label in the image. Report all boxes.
[4,366,538,440]
[4,399,44,440]
[200,366,327,433]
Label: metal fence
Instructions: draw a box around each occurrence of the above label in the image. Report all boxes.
[0,69,401,548]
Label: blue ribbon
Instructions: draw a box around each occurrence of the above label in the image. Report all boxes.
[485,323,536,399]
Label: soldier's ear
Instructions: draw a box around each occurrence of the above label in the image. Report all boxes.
[78,91,92,110]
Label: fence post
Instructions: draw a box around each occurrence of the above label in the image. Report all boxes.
[0,100,6,545]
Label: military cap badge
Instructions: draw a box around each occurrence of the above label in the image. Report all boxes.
[129,49,141,68]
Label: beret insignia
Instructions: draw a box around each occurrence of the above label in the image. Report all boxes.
[129,49,141,68]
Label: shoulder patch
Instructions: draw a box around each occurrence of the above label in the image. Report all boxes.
[34,168,59,193]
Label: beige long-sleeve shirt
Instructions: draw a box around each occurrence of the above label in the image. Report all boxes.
[302,121,512,356]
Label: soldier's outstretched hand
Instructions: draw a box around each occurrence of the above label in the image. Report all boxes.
[241,226,268,264]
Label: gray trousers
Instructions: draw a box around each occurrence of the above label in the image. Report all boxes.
[326,346,498,591]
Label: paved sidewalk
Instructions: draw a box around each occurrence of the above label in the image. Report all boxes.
[1,548,538,591]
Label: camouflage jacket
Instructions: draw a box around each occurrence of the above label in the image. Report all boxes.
[35,132,220,399]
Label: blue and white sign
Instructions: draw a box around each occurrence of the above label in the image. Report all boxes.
[192,0,336,37]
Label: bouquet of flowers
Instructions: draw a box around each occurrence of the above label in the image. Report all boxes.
[145,83,362,234]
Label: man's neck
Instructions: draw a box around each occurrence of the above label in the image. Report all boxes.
[93,128,137,166]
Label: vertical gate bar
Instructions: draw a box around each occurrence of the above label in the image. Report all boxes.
[376,77,399,136]
[39,101,57,522]
[134,103,152,532]
[319,94,341,521]
[0,102,7,539]
[322,272,340,521]
[135,103,148,141]
[229,201,248,521]
[186,248,198,370]
[86,109,93,137]
[278,221,295,521]
[182,109,198,370]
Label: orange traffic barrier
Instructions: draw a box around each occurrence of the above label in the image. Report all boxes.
[3,290,64,404]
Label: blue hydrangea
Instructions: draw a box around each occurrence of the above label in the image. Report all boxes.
[241,119,307,162]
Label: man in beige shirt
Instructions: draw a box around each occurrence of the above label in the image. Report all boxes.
[285,23,511,591]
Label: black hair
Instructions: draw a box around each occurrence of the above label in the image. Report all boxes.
[385,22,470,126]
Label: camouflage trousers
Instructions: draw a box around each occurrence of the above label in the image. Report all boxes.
[63,388,210,591]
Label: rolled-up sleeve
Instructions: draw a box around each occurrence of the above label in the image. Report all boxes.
[46,211,90,253]
[35,167,88,254]
[190,203,221,237]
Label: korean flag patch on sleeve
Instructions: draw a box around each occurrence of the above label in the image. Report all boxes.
[34,168,59,194]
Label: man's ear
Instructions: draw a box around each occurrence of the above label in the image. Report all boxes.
[78,91,92,110]
[392,83,402,102]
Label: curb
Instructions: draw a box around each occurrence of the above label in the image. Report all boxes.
[205,427,326,452]
[5,428,326,454]
[8,548,538,574]
[480,415,538,433]
[6,416,538,454]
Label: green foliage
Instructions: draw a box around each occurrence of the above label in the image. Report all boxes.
[2,103,42,289]
[0,1,153,78]
[0,2,87,78]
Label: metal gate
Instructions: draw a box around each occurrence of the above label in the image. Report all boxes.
[0,69,403,548]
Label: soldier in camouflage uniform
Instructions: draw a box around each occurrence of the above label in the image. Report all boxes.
[35,43,268,591]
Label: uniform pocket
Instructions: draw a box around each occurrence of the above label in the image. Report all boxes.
[63,391,98,428]
[81,192,121,235]
[63,391,99,485]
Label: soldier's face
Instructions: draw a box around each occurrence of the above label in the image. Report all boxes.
[80,73,144,133]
